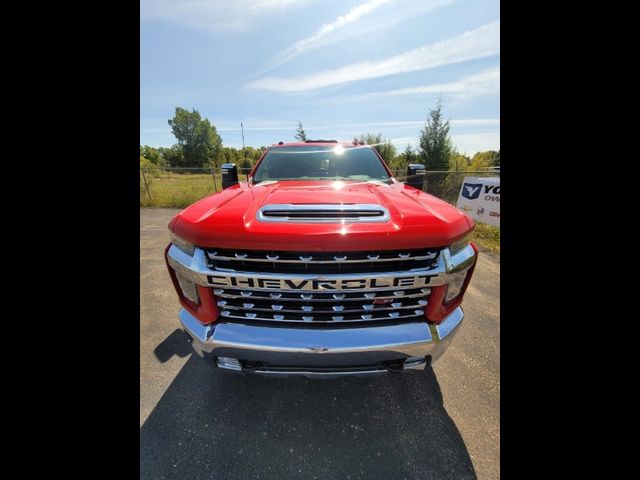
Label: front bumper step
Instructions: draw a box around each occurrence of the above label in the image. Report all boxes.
[179,306,464,377]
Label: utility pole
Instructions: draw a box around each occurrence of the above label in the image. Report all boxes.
[241,122,248,180]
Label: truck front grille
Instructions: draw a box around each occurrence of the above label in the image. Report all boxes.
[206,248,440,324]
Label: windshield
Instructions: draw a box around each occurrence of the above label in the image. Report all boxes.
[252,146,391,183]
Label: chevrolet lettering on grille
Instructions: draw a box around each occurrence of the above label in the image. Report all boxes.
[207,274,434,291]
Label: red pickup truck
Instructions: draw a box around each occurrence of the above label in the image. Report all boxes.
[165,141,477,377]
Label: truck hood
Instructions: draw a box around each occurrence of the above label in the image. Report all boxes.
[170,180,473,251]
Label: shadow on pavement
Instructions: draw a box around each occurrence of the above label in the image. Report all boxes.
[153,329,194,363]
[141,331,476,480]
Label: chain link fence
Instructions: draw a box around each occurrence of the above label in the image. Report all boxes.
[391,169,500,205]
[140,166,499,208]
[139,166,252,207]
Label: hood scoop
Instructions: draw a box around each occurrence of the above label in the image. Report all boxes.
[257,204,390,223]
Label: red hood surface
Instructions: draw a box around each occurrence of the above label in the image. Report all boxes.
[170,180,474,251]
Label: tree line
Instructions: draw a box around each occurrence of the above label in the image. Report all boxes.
[140,102,500,178]
[140,107,266,171]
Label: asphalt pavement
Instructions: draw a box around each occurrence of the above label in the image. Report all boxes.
[140,208,500,480]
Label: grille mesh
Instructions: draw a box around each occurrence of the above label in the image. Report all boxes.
[207,248,439,324]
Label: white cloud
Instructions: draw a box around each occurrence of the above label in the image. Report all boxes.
[356,66,500,100]
[217,122,297,132]
[216,118,499,132]
[263,0,456,71]
[269,0,454,69]
[329,119,500,129]
[141,0,310,33]
[451,118,500,127]
[247,21,499,91]
[282,0,393,57]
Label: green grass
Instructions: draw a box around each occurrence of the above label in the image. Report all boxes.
[140,173,223,208]
[471,222,500,253]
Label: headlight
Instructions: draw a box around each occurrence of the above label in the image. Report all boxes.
[449,231,472,256]
[170,232,195,256]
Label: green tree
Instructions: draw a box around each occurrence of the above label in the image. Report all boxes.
[247,146,263,164]
[214,148,226,167]
[388,154,406,175]
[356,133,397,164]
[219,147,237,166]
[418,98,452,170]
[216,146,265,170]
[295,121,307,141]
[240,148,252,171]
[449,152,470,171]
[357,133,381,145]
[158,145,184,168]
[140,145,164,165]
[168,107,222,168]
[386,144,414,176]
[469,150,499,171]
[418,98,454,198]
[140,156,154,169]
[404,144,415,165]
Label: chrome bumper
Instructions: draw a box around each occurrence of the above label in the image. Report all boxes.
[179,306,464,377]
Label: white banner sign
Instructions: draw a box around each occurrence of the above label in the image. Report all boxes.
[456,176,500,227]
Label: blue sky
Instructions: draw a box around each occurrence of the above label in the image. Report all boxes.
[140,0,499,156]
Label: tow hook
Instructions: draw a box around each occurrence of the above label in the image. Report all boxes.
[240,361,260,373]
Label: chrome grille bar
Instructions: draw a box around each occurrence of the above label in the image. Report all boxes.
[204,247,441,275]
[219,309,425,323]
[212,287,431,302]
[216,300,427,314]
[206,251,438,263]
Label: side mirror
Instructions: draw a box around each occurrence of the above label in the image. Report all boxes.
[221,163,239,189]
[406,164,425,190]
